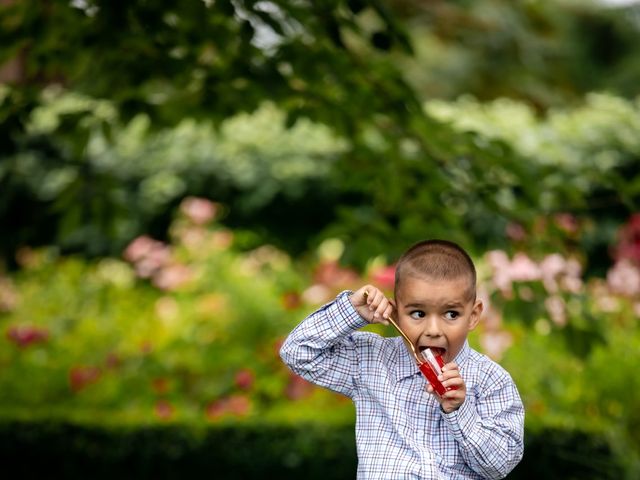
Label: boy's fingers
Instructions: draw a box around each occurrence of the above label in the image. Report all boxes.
[441,362,458,372]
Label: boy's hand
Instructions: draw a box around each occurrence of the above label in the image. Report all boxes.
[350,285,394,326]
[426,362,466,413]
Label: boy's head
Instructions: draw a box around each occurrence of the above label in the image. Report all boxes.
[394,239,476,300]
[393,239,482,364]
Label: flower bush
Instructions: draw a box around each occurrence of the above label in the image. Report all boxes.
[0,198,639,474]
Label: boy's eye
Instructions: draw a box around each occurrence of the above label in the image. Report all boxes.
[444,311,460,320]
[410,310,425,319]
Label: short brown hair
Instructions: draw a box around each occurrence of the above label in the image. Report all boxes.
[394,239,476,300]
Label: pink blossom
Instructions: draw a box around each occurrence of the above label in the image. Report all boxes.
[180,197,218,225]
[69,365,102,392]
[607,260,640,297]
[302,284,332,305]
[486,250,512,295]
[155,400,174,420]
[539,254,565,293]
[180,227,207,251]
[561,276,583,294]
[480,331,513,360]
[0,277,19,312]
[123,235,157,262]
[124,235,172,279]
[370,265,396,292]
[235,368,255,391]
[285,373,314,400]
[613,213,640,265]
[152,264,192,291]
[509,253,541,282]
[226,394,251,416]
[313,260,359,289]
[281,291,302,310]
[205,395,251,420]
[554,213,579,234]
[6,325,49,348]
[544,296,567,326]
[205,400,227,420]
[505,223,526,242]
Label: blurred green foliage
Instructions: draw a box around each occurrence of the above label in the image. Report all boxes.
[0,85,346,258]
[1,203,640,476]
[3,85,638,269]
[1,0,640,477]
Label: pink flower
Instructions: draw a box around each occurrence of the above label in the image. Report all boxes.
[285,373,314,400]
[281,291,302,310]
[370,265,396,292]
[613,213,640,265]
[509,253,540,282]
[607,260,640,297]
[226,395,251,416]
[234,368,255,391]
[205,395,251,420]
[123,235,157,263]
[123,236,172,279]
[539,254,566,293]
[313,260,358,289]
[505,223,526,242]
[0,277,19,312]
[152,264,192,291]
[205,400,227,420]
[480,331,513,360]
[486,251,512,295]
[554,213,579,234]
[301,284,332,305]
[180,197,218,225]
[69,365,102,392]
[6,325,49,348]
[544,296,567,326]
[155,400,174,420]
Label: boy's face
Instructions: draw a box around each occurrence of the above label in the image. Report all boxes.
[395,274,483,365]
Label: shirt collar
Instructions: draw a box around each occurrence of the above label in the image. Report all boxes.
[393,339,421,382]
[393,339,471,383]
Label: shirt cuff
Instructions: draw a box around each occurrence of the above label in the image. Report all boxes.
[323,290,369,335]
[440,395,478,441]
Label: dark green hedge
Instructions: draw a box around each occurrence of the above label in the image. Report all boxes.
[0,421,624,479]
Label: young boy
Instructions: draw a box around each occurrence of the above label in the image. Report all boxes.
[280,240,524,479]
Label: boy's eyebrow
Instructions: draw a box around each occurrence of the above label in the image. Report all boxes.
[403,302,425,309]
[402,301,466,309]
[443,302,465,308]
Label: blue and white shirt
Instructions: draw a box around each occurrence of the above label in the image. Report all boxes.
[280,291,524,479]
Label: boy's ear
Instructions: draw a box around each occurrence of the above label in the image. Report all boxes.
[468,300,483,331]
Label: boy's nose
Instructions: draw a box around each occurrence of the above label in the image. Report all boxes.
[423,316,442,337]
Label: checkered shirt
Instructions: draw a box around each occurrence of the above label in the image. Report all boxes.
[280,291,524,479]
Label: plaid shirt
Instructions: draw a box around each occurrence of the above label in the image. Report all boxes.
[280,291,524,479]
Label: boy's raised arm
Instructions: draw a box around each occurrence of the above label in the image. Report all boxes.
[279,291,369,398]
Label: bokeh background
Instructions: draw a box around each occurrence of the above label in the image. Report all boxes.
[1,0,640,478]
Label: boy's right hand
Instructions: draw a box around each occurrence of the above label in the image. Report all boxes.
[350,285,394,325]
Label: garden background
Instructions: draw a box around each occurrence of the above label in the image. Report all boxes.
[1,0,640,478]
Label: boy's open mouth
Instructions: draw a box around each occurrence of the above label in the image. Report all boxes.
[418,345,446,357]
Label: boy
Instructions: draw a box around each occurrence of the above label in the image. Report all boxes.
[280,240,524,479]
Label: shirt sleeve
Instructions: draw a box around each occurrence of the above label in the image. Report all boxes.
[279,291,369,398]
[441,369,525,479]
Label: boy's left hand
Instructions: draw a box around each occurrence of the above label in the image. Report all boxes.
[426,362,466,413]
